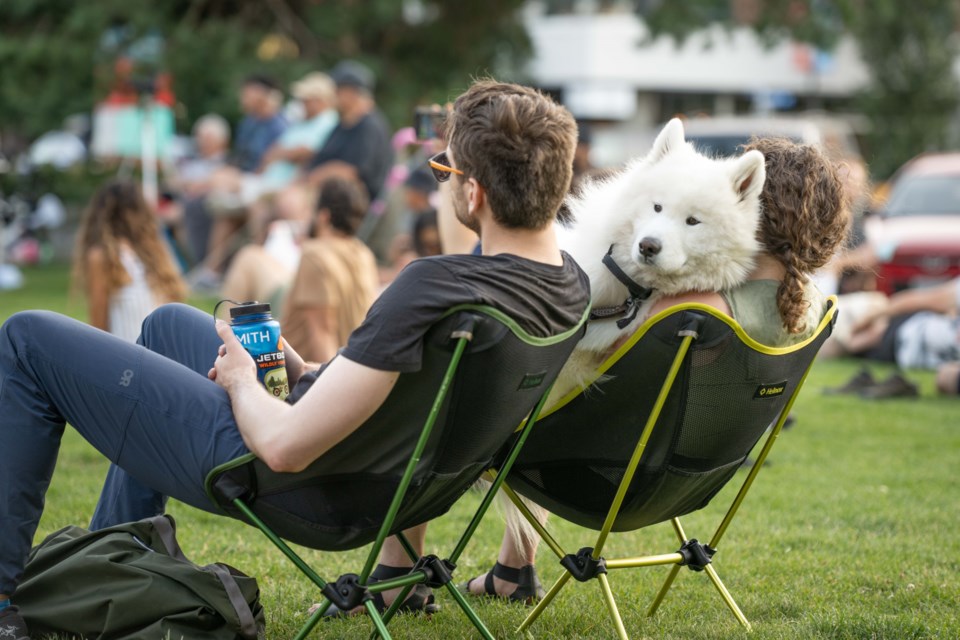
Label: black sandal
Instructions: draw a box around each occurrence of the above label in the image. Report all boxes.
[321,564,440,618]
[461,562,545,604]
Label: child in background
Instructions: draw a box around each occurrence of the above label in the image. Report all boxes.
[72,180,187,342]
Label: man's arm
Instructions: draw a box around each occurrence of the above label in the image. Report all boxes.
[853,277,959,332]
[259,144,315,171]
[210,321,399,473]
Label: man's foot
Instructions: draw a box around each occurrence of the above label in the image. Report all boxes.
[461,562,545,605]
[316,564,439,618]
[859,372,919,399]
[0,605,30,640]
[823,367,876,395]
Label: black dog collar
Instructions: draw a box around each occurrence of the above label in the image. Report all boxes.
[589,245,655,329]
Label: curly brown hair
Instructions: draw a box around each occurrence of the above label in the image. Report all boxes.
[741,137,851,334]
[72,179,186,303]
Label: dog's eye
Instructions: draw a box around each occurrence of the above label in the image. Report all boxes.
[654,203,662,213]
[686,216,700,226]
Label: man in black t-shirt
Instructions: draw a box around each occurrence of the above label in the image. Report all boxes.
[0,79,586,631]
[304,60,393,202]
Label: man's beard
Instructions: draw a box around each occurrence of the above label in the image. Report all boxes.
[452,184,480,235]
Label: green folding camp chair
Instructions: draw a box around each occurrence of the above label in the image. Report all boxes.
[204,304,588,640]
[493,299,837,639]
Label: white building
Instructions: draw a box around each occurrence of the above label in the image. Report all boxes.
[521,1,873,163]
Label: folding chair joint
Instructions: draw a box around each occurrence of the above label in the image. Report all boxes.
[321,573,373,611]
[412,554,457,588]
[561,547,608,582]
[677,539,715,572]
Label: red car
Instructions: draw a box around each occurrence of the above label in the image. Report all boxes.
[871,153,960,294]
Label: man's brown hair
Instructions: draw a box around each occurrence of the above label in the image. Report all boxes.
[446,80,577,230]
[316,176,369,236]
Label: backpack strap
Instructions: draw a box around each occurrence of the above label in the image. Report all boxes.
[149,515,259,640]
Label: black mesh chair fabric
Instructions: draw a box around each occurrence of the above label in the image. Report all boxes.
[507,303,834,532]
[208,308,585,550]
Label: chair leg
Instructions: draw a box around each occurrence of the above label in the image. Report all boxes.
[293,602,328,640]
[517,570,572,634]
[647,564,681,617]
[364,600,393,639]
[376,584,415,629]
[443,582,496,640]
[598,573,629,640]
[704,564,751,630]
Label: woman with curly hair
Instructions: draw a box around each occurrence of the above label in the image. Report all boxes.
[73,179,186,342]
[712,136,852,344]
[465,136,852,603]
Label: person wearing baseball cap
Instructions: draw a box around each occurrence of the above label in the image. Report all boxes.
[254,71,339,189]
[304,60,393,203]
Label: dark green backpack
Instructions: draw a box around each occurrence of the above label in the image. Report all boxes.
[15,515,265,640]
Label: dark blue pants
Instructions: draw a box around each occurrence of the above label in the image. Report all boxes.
[0,304,248,595]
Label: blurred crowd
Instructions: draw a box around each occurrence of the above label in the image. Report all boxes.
[66,58,959,397]
[814,159,960,398]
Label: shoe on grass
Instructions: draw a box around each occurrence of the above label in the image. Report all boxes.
[461,562,545,605]
[823,367,876,395]
[0,605,31,640]
[859,372,919,399]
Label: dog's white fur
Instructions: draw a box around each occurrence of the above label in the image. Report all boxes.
[497,119,767,558]
[549,118,766,401]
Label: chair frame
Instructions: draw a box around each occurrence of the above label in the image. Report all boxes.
[204,303,589,640]
[493,300,837,639]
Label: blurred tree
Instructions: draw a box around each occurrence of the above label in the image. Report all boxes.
[639,0,960,179]
[0,0,530,149]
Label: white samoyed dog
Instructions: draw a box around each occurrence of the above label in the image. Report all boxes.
[548,118,767,402]
[493,119,768,558]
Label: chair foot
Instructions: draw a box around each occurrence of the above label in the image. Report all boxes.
[704,564,751,630]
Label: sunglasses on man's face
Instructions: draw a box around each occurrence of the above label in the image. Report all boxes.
[428,151,465,183]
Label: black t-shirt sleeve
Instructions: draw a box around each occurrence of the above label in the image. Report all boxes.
[340,259,472,372]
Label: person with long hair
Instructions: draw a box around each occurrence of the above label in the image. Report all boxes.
[72,179,186,342]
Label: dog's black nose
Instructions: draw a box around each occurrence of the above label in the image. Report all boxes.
[639,237,662,258]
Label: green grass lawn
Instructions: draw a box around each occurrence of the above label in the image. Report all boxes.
[2,264,959,639]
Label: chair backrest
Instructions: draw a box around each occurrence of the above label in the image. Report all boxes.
[507,300,836,532]
[207,305,587,550]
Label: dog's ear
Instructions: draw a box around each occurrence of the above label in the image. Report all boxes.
[648,118,685,164]
[730,150,766,202]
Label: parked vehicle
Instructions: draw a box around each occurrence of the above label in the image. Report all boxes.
[869,153,960,294]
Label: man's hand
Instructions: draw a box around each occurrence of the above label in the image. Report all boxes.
[281,336,322,385]
[209,321,258,392]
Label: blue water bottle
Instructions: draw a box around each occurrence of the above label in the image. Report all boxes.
[228,302,289,400]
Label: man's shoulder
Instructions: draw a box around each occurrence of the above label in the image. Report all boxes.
[397,253,588,293]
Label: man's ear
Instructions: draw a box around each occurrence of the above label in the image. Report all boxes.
[467,177,485,214]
